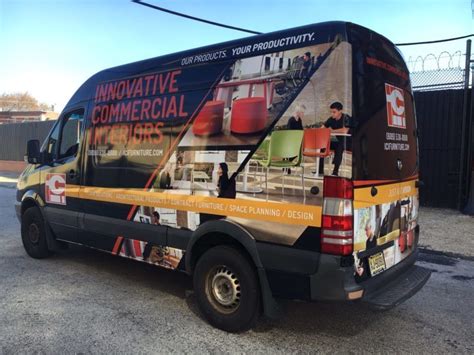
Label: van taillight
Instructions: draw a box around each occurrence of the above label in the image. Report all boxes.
[322,215,353,230]
[323,176,353,199]
[321,177,354,256]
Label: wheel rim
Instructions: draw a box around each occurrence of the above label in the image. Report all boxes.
[28,223,40,244]
[206,265,241,314]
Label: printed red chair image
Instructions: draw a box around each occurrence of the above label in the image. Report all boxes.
[192,100,225,136]
[230,97,267,134]
[302,128,331,179]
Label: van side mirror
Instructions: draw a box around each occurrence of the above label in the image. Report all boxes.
[25,139,42,164]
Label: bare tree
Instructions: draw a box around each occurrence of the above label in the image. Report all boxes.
[0,92,52,111]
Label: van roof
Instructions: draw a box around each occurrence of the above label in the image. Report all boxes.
[64,21,395,111]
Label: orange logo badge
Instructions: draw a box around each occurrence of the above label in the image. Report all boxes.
[385,83,406,129]
[45,173,66,205]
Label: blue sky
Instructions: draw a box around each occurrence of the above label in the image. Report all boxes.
[0,0,472,111]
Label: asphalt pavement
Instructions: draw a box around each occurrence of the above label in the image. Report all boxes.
[0,179,473,353]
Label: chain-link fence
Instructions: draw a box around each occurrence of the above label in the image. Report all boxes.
[406,50,470,91]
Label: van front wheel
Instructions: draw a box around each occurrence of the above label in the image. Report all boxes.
[21,207,52,259]
[193,245,261,332]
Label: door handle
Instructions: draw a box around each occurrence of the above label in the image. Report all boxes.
[371,186,378,196]
[68,169,77,180]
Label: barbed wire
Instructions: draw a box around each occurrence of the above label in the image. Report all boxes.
[406,50,469,91]
[407,51,465,72]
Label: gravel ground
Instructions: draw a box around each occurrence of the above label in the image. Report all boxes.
[419,208,474,257]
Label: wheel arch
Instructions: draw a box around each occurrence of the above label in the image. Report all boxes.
[185,219,263,274]
[19,189,65,252]
[20,190,45,216]
[185,219,281,319]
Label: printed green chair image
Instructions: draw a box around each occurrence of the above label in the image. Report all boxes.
[252,138,270,161]
[250,138,270,189]
[259,130,305,198]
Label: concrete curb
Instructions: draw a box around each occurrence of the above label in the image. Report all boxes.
[0,161,26,173]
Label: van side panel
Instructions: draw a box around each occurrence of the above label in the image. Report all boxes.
[65,22,352,268]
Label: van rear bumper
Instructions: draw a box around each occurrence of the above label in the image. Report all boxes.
[361,263,431,309]
[308,248,431,307]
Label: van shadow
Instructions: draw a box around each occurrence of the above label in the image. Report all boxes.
[253,300,385,338]
[185,291,385,338]
[54,244,193,300]
[54,244,385,338]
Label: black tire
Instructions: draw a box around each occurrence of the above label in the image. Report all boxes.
[193,245,261,332]
[21,207,52,259]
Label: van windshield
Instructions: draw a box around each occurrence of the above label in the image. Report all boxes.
[350,25,418,182]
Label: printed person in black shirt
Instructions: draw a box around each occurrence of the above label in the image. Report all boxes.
[152,211,161,225]
[200,163,235,223]
[365,222,377,250]
[355,222,377,280]
[285,104,306,174]
[301,52,312,77]
[217,162,236,198]
[323,102,352,176]
[286,103,306,130]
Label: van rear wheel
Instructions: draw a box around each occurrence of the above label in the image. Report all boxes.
[193,245,261,332]
[21,207,52,259]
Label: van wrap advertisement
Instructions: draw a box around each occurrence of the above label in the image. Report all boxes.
[353,179,419,280]
[35,22,418,287]
[68,24,382,271]
[13,22,431,321]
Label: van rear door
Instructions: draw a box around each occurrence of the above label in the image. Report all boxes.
[349,24,419,279]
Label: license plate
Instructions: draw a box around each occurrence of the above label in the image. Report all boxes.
[368,252,386,276]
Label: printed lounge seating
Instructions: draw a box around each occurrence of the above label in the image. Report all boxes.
[230,97,267,134]
[192,100,225,136]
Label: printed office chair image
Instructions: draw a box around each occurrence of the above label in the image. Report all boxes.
[258,130,305,198]
[302,128,331,179]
